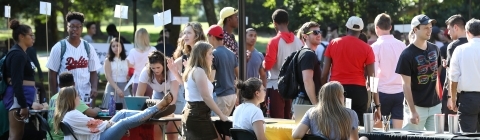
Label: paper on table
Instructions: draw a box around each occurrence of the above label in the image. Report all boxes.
[173,16,189,25]
[369,77,379,93]
[346,98,352,109]
[153,10,172,27]
[4,6,10,18]
[114,5,129,19]
[39,1,51,15]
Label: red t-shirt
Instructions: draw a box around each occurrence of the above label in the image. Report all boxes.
[325,36,375,86]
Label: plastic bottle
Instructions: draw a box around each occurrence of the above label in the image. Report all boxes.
[108,92,116,116]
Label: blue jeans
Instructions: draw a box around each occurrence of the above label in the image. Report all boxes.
[99,106,159,140]
[211,92,218,116]
[152,85,186,114]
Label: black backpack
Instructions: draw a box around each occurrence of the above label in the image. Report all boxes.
[277,48,305,99]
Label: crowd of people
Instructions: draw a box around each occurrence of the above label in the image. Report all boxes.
[1,5,480,140]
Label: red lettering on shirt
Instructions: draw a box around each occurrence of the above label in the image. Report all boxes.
[65,56,89,70]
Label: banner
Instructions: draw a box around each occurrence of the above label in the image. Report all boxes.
[91,43,134,74]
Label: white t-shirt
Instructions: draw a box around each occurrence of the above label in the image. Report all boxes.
[108,57,129,82]
[126,47,157,83]
[232,102,265,132]
[138,67,176,93]
[63,110,108,140]
[46,40,102,104]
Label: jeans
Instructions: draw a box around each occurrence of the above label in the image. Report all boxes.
[152,85,186,114]
[211,92,218,116]
[99,106,158,140]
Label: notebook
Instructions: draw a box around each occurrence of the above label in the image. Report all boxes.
[293,105,315,124]
[125,96,149,110]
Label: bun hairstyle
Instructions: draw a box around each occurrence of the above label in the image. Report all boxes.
[9,19,32,42]
[236,78,262,100]
[66,12,85,23]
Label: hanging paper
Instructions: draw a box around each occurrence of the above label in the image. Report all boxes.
[114,5,129,19]
[39,1,51,15]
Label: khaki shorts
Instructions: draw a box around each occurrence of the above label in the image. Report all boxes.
[215,94,237,116]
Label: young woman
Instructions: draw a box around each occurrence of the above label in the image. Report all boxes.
[100,38,130,109]
[3,19,36,140]
[127,28,156,97]
[53,86,174,140]
[292,81,359,140]
[168,42,228,140]
[232,78,267,140]
[136,50,179,140]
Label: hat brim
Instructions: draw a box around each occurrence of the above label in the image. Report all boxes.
[420,19,437,25]
[217,10,238,26]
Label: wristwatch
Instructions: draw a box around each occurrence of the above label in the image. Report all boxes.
[375,104,381,108]
[447,95,452,98]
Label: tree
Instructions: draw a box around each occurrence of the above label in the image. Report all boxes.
[202,0,217,26]
[153,0,181,46]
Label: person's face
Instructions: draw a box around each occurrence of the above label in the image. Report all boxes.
[206,48,214,67]
[256,85,266,103]
[182,26,196,46]
[447,25,458,40]
[246,31,257,46]
[207,35,215,44]
[20,29,35,47]
[88,24,96,35]
[414,23,432,41]
[111,41,122,55]
[229,13,239,28]
[68,20,83,39]
[304,27,322,46]
[150,63,164,76]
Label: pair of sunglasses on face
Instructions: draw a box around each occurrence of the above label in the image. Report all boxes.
[306,30,322,36]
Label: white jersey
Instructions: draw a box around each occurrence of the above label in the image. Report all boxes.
[46,39,102,104]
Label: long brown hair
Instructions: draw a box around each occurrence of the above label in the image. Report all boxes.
[173,22,206,59]
[182,41,213,82]
[147,51,168,83]
[53,86,78,134]
[310,81,352,140]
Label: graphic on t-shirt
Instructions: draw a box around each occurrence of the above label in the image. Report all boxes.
[30,62,37,71]
[415,51,438,84]
[65,56,89,70]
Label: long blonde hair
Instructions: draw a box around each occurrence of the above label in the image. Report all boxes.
[182,41,213,82]
[53,86,78,134]
[134,28,151,51]
[173,22,206,59]
[310,81,352,140]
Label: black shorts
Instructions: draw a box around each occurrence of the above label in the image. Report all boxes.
[379,92,404,119]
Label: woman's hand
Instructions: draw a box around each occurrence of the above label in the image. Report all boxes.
[115,88,125,98]
[167,58,178,73]
[220,115,229,122]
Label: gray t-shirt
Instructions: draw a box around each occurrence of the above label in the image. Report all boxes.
[247,49,264,79]
[213,46,238,96]
[301,108,358,140]
[83,35,93,43]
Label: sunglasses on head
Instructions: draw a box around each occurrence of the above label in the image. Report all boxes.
[306,30,322,35]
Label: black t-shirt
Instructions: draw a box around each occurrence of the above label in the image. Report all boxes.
[439,43,448,90]
[4,45,36,108]
[395,42,441,107]
[296,48,322,101]
[443,38,468,94]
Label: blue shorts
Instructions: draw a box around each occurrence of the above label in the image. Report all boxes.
[2,86,36,110]
[379,92,404,119]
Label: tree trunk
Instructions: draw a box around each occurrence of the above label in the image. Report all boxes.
[164,0,181,46]
[202,0,217,26]
[62,0,71,37]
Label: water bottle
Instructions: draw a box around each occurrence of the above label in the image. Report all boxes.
[108,92,116,116]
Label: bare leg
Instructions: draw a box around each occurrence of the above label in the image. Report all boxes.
[392,119,403,129]
[8,110,25,140]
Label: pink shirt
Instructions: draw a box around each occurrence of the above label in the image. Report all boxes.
[371,35,405,94]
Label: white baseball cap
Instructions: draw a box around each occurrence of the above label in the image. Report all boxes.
[411,15,436,30]
[345,16,364,31]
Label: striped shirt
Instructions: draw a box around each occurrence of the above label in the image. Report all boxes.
[46,39,102,104]
[371,35,405,94]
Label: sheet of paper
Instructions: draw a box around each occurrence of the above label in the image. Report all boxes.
[346,98,352,109]
[369,77,379,93]
[39,2,51,15]
[153,10,172,27]
[114,5,129,19]
[4,6,10,18]
[173,16,189,25]
[163,10,172,24]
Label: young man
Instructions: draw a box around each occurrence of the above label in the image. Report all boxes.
[263,9,303,119]
[442,14,467,130]
[448,18,480,133]
[246,28,267,87]
[293,22,323,105]
[83,22,96,43]
[218,7,239,56]
[371,13,406,129]
[208,25,239,116]
[322,16,375,126]
[46,12,102,107]
[396,15,441,131]
[367,23,378,45]
[47,72,101,140]
[155,29,175,57]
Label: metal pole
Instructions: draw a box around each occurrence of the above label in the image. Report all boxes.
[469,0,472,19]
[133,0,137,42]
[238,0,246,81]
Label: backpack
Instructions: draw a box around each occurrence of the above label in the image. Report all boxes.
[0,47,22,97]
[277,48,306,99]
[58,39,91,72]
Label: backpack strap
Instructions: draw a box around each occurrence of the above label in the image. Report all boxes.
[83,40,90,58]
[58,39,67,72]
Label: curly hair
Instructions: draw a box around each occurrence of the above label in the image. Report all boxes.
[66,12,85,23]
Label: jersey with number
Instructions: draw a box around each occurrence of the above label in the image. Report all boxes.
[46,39,102,104]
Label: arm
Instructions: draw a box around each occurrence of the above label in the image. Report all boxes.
[90,72,99,97]
[292,124,309,139]
[302,70,317,105]
[321,57,332,86]
[193,68,225,118]
[449,48,461,106]
[366,63,380,110]
[169,80,180,104]
[259,66,267,88]
[400,75,416,113]
[10,52,28,108]
[252,121,267,140]
[135,82,148,96]
[104,59,121,92]
[350,129,359,140]
[126,50,134,68]
[84,108,101,117]
[48,69,59,96]
[263,39,279,70]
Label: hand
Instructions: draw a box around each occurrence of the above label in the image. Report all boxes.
[220,115,229,122]
[18,108,28,119]
[182,59,188,68]
[167,58,178,73]
[374,108,382,122]
[31,102,43,110]
[93,107,102,112]
[442,59,447,68]
[410,111,420,125]
[115,88,125,98]
[90,90,98,99]
[447,98,458,112]
[246,50,251,62]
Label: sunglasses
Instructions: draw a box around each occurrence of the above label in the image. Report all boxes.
[306,30,322,36]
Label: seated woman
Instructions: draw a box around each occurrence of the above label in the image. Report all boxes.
[232,78,267,140]
[292,81,359,140]
[53,86,174,140]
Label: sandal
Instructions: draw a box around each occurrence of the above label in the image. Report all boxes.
[152,92,176,119]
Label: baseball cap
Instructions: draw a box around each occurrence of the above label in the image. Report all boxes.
[345,16,364,31]
[217,7,238,26]
[411,15,436,30]
[207,25,223,39]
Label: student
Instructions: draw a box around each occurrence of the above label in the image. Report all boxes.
[47,72,102,140]
[232,78,267,140]
[292,81,359,140]
[53,86,174,140]
[218,7,239,56]
[83,22,96,43]
[3,19,36,140]
[245,28,267,85]
[128,28,157,98]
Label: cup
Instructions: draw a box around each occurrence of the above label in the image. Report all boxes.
[363,113,374,133]
[448,114,459,134]
[382,121,390,132]
[434,114,445,134]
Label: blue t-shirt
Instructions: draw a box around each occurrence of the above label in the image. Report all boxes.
[246,49,264,79]
[300,108,358,140]
[213,46,238,96]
